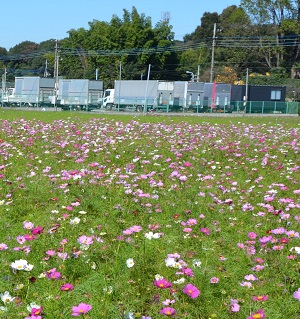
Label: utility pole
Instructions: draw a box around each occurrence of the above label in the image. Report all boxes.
[54,40,59,111]
[210,23,217,83]
[197,65,200,82]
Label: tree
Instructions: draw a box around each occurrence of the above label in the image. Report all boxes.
[241,0,297,69]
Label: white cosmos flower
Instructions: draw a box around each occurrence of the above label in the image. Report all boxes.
[103,286,113,294]
[173,277,185,284]
[69,217,80,225]
[126,258,135,268]
[192,259,202,267]
[155,274,163,281]
[290,247,300,254]
[144,232,161,240]
[0,291,15,303]
[10,259,33,271]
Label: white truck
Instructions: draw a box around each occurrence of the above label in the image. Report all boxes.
[102,80,160,112]
[57,79,104,111]
[101,80,216,112]
[1,76,55,107]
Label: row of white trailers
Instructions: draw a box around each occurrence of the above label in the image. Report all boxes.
[1,77,104,110]
[0,77,232,112]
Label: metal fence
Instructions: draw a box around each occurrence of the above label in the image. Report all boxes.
[230,101,299,114]
[1,92,299,115]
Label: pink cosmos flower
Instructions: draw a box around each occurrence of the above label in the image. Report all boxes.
[129,225,143,233]
[153,278,172,289]
[182,283,200,299]
[71,303,92,316]
[293,288,300,301]
[210,277,219,284]
[253,295,268,302]
[16,235,26,244]
[46,250,56,256]
[247,309,265,319]
[162,299,175,306]
[244,274,258,281]
[123,229,133,235]
[0,243,8,250]
[248,232,257,239]
[61,283,74,291]
[200,227,210,235]
[77,235,94,245]
[57,252,68,260]
[252,265,265,272]
[23,221,34,230]
[230,299,240,312]
[159,307,176,316]
[46,268,61,280]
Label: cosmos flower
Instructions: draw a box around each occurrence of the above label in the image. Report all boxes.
[159,307,176,316]
[230,299,240,312]
[60,283,74,291]
[153,278,172,289]
[253,295,268,302]
[0,291,15,303]
[247,309,265,319]
[294,288,300,301]
[126,258,135,268]
[11,259,34,271]
[182,284,200,299]
[210,277,219,284]
[71,303,92,316]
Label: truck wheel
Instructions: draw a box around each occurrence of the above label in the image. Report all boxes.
[106,103,113,110]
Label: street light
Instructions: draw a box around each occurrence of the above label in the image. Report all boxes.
[186,71,194,82]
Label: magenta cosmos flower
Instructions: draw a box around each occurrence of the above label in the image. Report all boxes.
[182,283,200,299]
[60,283,74,291]
[153,278,172,289]
[247,309,265,319]
[71,303,92,316]
[253,295,268,302]
[159,307,176,316]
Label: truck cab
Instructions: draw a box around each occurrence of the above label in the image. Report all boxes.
[102,89,115,109]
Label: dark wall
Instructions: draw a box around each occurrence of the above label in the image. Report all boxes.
[231,85,286,102]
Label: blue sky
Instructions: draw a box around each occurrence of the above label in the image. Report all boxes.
[1,0,241,50]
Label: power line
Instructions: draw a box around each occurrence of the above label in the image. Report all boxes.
[0,34,300,62]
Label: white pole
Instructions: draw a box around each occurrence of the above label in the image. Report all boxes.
[143,64,151,114]
[210,23,216,83]
[197,65,200,82]
[54,40,59,111]
[244,68,249,115]
[118,62,122,111]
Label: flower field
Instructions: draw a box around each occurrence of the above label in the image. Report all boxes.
[0,111,299,319]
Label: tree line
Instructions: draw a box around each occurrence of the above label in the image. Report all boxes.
[1,2,300,99]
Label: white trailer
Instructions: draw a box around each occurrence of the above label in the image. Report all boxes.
[102,80,160,111]
[58,79,104,111]
[1,76,55,107]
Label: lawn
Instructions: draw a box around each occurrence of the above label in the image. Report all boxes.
[0,110,299,319]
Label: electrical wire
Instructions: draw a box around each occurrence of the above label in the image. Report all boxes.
[0,34,299,61]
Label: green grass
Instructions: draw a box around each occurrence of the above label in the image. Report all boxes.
[0,109,299,318]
